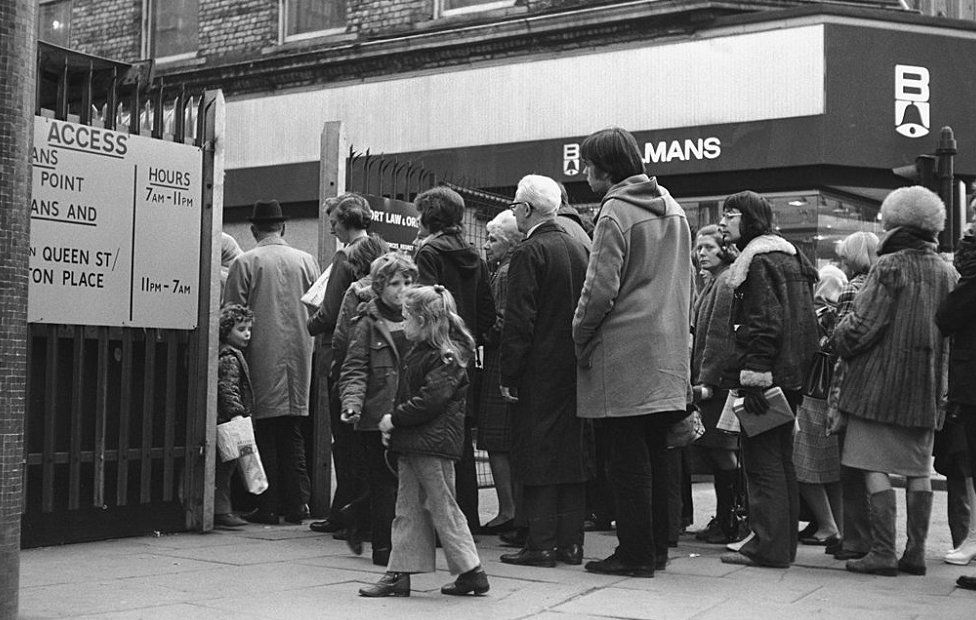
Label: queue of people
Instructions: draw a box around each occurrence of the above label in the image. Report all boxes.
[214,126,976,598]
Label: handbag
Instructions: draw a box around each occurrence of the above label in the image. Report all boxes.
[802,350,835,400]
[666,407,706,448]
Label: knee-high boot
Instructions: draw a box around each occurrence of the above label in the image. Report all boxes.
[846,489,898,577]
[898,490,932,575]
[711,469,738,543]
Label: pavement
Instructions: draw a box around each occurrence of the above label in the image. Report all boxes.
[18,483,976,619]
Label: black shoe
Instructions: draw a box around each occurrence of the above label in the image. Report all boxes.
[372,547,390,566]
[309,518,342,533]
[956,575,976,591]
[283,504,310,525]
[824,537,844,556]
[832,549,867,561]
[243,509,280,525]
[479,519,515,535]
[499,528,527,548]
[556,544,583,565]
[500,548,557,567]
[798,521,818,539]
[359,572,410,597]
[694,517,721,541]
[442,566,490,596]
[584,553,654,578]
[333,529,348,541]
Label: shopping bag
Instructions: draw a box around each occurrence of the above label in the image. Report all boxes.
[216,415,255,462]
[666,407,706,448]
[732,387,795,437]
[237,450,269,495]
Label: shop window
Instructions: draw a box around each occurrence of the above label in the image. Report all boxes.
[147,0,199,61]
[439,0,517,17]
[282,0,346,41]
[39,0,71,48]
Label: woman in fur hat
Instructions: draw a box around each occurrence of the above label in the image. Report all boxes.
[718,190,820,568]
[832,186,958,577]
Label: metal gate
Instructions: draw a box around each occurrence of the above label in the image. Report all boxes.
[23,44,221,547]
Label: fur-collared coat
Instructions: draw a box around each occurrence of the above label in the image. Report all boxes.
[834,247,957,429]
[724,234,819,390]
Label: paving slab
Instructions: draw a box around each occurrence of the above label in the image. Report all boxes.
[19,552,222,588]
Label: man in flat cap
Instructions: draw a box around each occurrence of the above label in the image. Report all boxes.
[224,200,321,524]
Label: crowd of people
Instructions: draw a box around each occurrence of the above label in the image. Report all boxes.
[214,126,976,597]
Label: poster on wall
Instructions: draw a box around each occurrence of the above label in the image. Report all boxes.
[29,116,203,329]
[363,195,420,253]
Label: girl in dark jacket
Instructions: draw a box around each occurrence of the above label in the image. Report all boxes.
[359,285,489,598]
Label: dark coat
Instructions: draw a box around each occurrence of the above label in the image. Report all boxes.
[217,344,253,424]
[500,220,594,486]
[834,248,957,429]
[723,234,819,390]
[339,299,402,431]
[937,277,976,407]
[416,229,495,342]
[307,237,362,338]
[390,343,469,461]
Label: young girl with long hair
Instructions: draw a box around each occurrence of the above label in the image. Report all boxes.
[359,284,490,598]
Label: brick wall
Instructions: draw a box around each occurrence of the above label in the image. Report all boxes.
[200,0,277,61]
[0,0,35,614]
[70,0,142,62]
[349,0,431,36]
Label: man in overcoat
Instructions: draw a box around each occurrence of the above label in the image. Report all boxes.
[224,199,321,524]
[499,174,593,567]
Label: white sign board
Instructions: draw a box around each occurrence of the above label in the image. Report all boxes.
[29,117,203,329]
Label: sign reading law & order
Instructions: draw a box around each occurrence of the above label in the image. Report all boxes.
[29,117,203,329]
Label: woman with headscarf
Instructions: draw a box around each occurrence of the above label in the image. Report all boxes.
[477,210,524,534]
[826,231,880,563]
[833,186,957,577]
[690,225,744,544]
[792,264,847,549]
[718,190,819,569]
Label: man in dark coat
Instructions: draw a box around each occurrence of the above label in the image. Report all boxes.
[413,186,495,534]
[498,174,594,567]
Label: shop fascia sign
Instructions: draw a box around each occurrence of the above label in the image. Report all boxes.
[895,64,930,139]
[561,135,722,176]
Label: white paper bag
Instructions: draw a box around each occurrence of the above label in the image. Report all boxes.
[716,392,742,434]
[216,415,255,461]
[237,451,269,495]
[301,263,333,310]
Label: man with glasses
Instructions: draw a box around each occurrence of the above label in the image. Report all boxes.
[498,175,593,567]
[573,127,693,577]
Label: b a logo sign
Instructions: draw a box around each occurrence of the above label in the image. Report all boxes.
[563,143,580,176]
[895,65,930,138]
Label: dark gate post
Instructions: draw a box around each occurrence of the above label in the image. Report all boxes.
[936,126,958,252]
[0,0,36,616]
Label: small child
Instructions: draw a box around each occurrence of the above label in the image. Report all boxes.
[215,303,255,529]
[359,284,489,598]
[339,252,418,565]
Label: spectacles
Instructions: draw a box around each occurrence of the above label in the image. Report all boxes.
[720,211,742,221]
[508,201,532,213]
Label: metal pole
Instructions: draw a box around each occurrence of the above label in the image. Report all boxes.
[937,126,957,252]
[0,1,36,617]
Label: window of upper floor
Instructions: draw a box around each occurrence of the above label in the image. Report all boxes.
[437,0,517,18]
[144,0,199,62]
[281,0,347,42]
[38,0,72,48]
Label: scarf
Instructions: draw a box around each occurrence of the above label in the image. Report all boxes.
[877,226,937,256]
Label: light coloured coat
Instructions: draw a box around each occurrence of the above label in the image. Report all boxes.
[573,175,692,418]
[224,236,320,419]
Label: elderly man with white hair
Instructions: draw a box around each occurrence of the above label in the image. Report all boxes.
[498,174,594,567]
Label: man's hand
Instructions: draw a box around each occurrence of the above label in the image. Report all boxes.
[340,409,361,424]
[378,414,394,433]
[500,385,519,403]
[739,387,770,416]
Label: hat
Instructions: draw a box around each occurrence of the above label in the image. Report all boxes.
[880,186,945,233]
[248,199,286,222]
